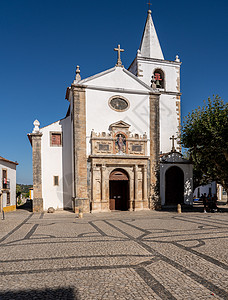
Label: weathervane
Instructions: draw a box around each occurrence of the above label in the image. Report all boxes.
[114,44,124,67]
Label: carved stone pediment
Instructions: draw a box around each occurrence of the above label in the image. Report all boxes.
[160,152,191,164]
[91,121,147,156]
[109,121,131,136]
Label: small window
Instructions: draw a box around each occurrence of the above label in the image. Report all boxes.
[108,96,130,112]
[7,193,10,205]
[53,176,59,186]
[50,132,62,147]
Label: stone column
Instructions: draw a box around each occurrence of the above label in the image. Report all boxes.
[30,133,43,212]
[129,171,134,211]
[91,164,96,204]
[143,165,148,202]
[134,165,138,209]
[101,165,106,201]
[149,93,161,210]
[72,87,89,213]
[101,165,109,211]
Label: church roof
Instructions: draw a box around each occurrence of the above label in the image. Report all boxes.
[76,66,157,93]
[139,10,164,60]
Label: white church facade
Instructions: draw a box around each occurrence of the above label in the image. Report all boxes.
[28,10,193,213]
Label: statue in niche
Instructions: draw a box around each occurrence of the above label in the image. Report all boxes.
[115,134,126,154]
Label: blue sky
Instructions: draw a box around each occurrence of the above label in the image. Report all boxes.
[0,0,227,184]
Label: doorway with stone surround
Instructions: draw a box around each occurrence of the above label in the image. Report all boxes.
[109,169,129,211]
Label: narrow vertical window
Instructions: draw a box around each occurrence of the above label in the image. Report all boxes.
[53,176,59,186]
[7,192,10,205]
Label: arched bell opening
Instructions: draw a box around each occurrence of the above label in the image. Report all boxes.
[109,169,129,211]
[151,69,165,89]
[165,166,184,205]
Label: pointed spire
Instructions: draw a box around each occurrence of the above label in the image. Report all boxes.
[139,10,164,59]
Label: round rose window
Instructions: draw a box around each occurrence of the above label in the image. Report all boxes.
[109,96,129,112]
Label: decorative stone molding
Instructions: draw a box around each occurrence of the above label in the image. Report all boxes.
[89,155,149,213]
[91,121,147,156]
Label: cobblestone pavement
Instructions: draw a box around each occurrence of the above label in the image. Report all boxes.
[0,210,227,299]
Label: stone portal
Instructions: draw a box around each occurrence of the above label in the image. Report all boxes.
[165,166,184,205]
[109,169,129,211]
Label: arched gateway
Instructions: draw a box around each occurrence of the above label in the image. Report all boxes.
[109,169,129,211]
[165,166,184,205]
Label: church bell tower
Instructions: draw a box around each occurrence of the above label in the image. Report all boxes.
[128,9,182,153]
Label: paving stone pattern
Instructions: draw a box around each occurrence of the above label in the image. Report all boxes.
[0,210,227,299]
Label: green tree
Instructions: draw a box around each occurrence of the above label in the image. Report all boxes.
[181,95,228,193]
[16,184,22,198]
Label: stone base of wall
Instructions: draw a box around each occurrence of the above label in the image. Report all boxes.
[91,201,110,213]
[149,196,161,210]
[134,200,149,211]
[33,198,43,212]
[73,198,90,214]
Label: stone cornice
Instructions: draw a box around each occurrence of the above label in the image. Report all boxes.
[137,56,182,66]
[27,133,43,146]
[89,155,149,160]
[71,84,160,96]
[160,91,182,96]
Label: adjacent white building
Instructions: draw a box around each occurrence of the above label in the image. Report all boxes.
[0,156,18,212]
[28,9,193,213]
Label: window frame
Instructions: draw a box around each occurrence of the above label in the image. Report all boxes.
[50,132,63,147]
[53,176,59,186]
[6,192,10,206]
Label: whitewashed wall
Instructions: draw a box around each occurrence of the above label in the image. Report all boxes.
[40,116,72,210]
[129,58,181,152]
[0,161,17,208]
[160,153,193,206]
[80,67,151,156]
[138,59,180,92]
[193,182,217,198]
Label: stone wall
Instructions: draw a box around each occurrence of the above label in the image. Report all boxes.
[72,87,89,213]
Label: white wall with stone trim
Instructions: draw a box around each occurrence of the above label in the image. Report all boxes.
[81,67,152,156]
[129,58,181,153]
[160,153,193,206]
[160,94,180,153]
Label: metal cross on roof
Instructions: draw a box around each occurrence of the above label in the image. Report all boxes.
[114,44,124,67]
[170,135,177,152]
[147,1,152,11]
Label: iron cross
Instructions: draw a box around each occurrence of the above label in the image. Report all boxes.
[170,135,177,152]
[114,44,124,67]
[147,1,152,10]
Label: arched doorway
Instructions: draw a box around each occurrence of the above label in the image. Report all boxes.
[165,166,184,205]
[109,169,129,211]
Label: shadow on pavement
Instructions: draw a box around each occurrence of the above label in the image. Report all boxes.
[16,199,32,212]
[0,287,80,300]
[162,201,228,213]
